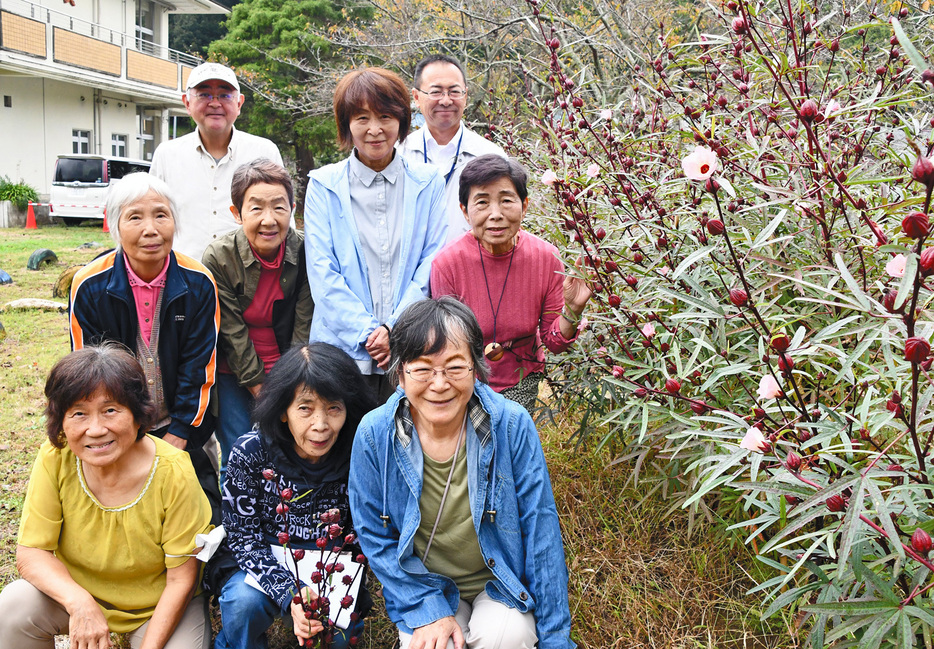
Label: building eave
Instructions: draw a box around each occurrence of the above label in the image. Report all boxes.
[157,0,230,14]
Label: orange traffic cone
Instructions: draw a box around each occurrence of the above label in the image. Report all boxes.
[25,202,37,230]
[102,207,109,233]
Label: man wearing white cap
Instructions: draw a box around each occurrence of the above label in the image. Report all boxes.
[151,62,283,260]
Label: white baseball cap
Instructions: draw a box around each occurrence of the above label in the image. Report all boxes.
[186,63,240,92]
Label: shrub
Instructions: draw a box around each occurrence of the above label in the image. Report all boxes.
[495,0,934,645]
[0,176,39,212]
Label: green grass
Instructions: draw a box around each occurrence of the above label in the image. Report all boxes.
[0,225,798,648]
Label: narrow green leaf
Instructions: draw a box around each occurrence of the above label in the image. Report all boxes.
[751,209,787,249]
[892,18,928,75]
[802,600,899,615]
[836,479,866,575]
[853,551,900,605]
[896,610,913,649]
[835,252,872,309]
[672,245,714,280]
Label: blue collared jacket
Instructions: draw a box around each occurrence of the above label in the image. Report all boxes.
[348,382,576,648]
[68,250,219,446]
[303,155,447,365]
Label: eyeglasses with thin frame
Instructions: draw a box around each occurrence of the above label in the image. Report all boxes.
[404,364,474,383]
[415,87,466,100]
[188,91,239,104]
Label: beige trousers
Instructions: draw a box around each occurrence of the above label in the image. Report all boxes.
[0,579,210,649]
[398,590,538,649]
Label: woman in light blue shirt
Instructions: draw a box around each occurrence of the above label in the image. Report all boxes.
[304,67,447,402]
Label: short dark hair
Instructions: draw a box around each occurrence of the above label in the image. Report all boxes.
[413,54,467,89]
[45,343,157,448]
[230,159,294,213]
[389,297,490,384]
[333,68,411,151]
[459,154,529,209]
[253,343,377,457]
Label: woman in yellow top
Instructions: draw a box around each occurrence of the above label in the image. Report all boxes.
[0,344,213,649]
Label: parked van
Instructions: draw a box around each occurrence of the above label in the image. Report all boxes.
[49,155,150,223]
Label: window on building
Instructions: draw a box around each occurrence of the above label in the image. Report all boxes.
[137,108,155,161]
[72,130,91,154]
[112,134,128,157]
[136,0,156,54]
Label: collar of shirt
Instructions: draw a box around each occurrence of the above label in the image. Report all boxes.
[394,392,490,448]
[125,255,169,289]
[423,122,465,161]
[194,125,238,161]
[349,149,402,187]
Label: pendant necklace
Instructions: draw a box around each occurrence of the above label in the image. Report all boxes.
[478,237,516,362]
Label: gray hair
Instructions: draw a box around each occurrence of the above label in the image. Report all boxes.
[105,173,179,248]
[388,297,490,384]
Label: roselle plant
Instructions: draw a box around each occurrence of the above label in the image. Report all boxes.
[490,0,934,645]
[265,469,365,648]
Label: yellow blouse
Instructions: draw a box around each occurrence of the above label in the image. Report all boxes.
[18,435,212,633]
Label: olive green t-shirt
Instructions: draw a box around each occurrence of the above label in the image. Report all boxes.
[414,443,494,602]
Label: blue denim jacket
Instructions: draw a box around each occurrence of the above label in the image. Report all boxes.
[303,155,447,365]
[349,382,576,648]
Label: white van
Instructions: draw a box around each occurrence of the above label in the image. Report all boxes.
[49,155,150,223]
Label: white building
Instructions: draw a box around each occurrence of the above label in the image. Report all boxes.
[0,0,228,197]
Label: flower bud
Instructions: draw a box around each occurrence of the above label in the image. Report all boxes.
[732,16,747,33]
[625,275,638,288]
[316,537,328,549]
[902,211,931,239]
[293,594,303,605]
[611,365,624,379]
[344,533,357,545]
[778,355,795,374]
[310,571,323,584]
[280,488,294,500]
[799,99,818,122]
[883,290,899,313]
[634,387,648,398]
[704,177,720,194]
[276,502,289,515]
[277,531,290,544]
[690,399,708,414]
[920,248,934,276]
[328,523,342,538]
[729,288,748,306]
[785,451,802,472]
[706,219,725,235]
[904,336,930,363]
[770,332,790,353]
[829,38,840,52]
[826,494,846,512]
[911,528,933,556]
[665,378,681,393]
[293,548,305,560]
[341,595,355,609]
[262,469,276,480]
[609,294,622,307]
[911,156,934,187]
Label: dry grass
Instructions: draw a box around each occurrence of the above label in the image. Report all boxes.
[0,225,797,648]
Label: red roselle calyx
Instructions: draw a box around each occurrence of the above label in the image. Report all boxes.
[634,387,648,398]
[707,219,725,235]
[778,355,794,374]
[826,494,846,512]
[912,155,934,188]
[799,99,818,122]
[690,400,708,414]
[904,336,931,363]
[704,178,719,194]
[262,468,276,480]
[912,528,933,556]
[902,211,931,239]
[665,378,681,393]
[770,332,790,352]
[785,451,802,472]
[921,248,934,276]
[732,16,747,33]
[729,288,749,306]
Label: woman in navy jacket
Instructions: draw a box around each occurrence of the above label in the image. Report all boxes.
[69,172,221,521]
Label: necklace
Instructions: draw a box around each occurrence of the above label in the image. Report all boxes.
[477,237,517,362]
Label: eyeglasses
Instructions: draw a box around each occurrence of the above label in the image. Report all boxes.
[404,365,474,382]
[415,87,466,100]
[188,91,239,104]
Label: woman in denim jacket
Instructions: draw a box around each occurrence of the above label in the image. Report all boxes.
[349,297,575,649]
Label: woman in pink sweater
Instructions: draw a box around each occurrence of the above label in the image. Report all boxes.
[430,155,592,411]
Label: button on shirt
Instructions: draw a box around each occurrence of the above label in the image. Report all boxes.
[125,257,170,348]
[348,151,403,373]
[149,126,283,260]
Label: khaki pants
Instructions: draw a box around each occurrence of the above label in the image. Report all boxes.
[0,579,210,649]
[398,590,538,649]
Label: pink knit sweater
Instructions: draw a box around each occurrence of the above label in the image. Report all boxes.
[430,231,577,391]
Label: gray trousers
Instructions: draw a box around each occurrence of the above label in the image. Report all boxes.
[0,579,210,649]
